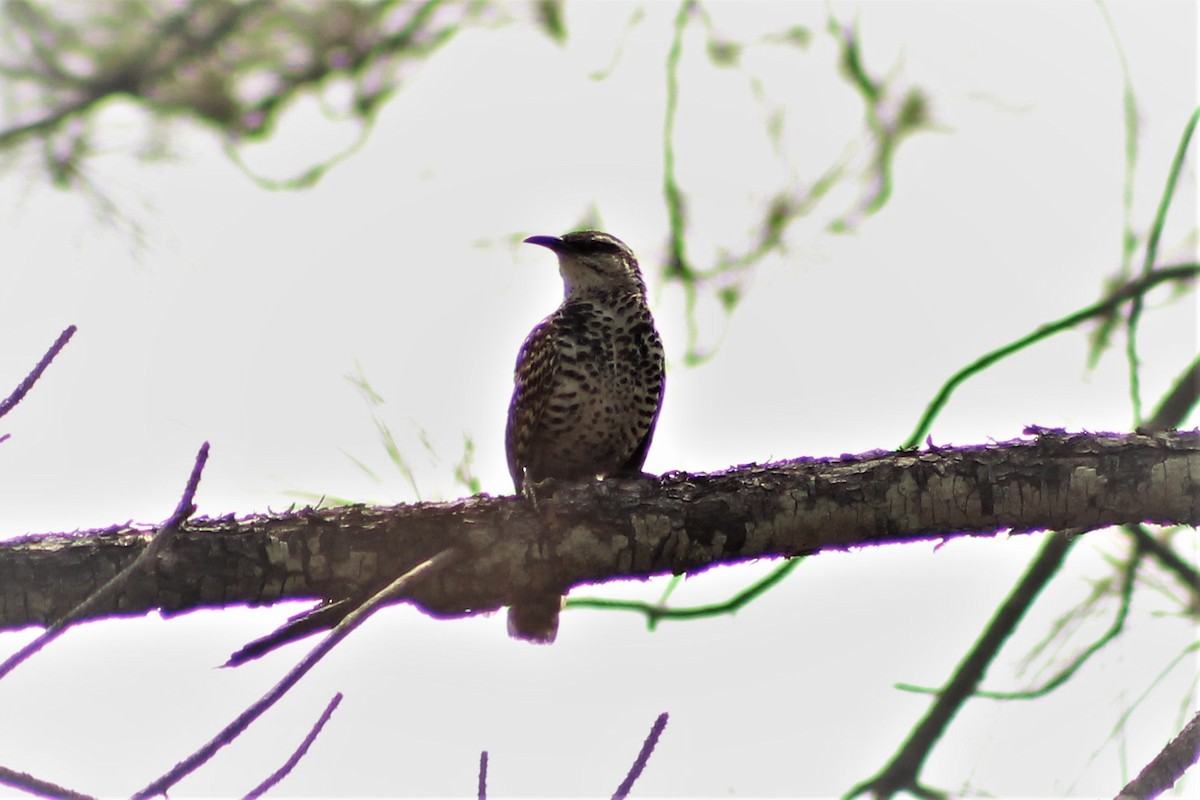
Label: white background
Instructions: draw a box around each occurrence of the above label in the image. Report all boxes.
[0,1,1197,797]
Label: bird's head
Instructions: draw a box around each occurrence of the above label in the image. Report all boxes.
[523,230,647,298]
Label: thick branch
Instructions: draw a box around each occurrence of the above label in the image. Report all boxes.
[0,429,1196,632]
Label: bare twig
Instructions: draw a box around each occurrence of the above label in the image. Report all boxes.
[897,545,1141,702]
[1122,105,1200,424]
[131,548,459,799]
[568,557,802,628]
[0,441,209,682]
[0,763,97,800]
[478,751,488,800]
[242,692,344,800]
[1129,524,1200,608]
[0,324,76,421]
[612,712,669,800]
[1147,354,1200,438]
[1086,1,1140,368]
[904,263,1199,448]
[1115,707,1200,799]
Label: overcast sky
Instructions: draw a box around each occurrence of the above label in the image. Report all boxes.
[0,2,1196,797]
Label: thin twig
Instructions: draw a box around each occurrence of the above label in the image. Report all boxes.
[1086,2,1140,369]
[1146,354,1200,437]
[1115,706,1200,799]
[0,441,209,682]
[612,712,669,800]
[846,531,1077,800]
[0,763,97,800]
[568,557,803,629]
[903,262,1199,448]
[1139,107,1200,287]
[477,751,488,800]
[131,548,459,800]
[895,546,1141,701]
[1122,105,1200,424]
[1130,523,1200,602]
[242,693,344,800]
[0,325,76,420]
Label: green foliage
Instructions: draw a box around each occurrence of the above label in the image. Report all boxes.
[0,0,483,189]
[659,3,937,362]
[903,110,1200,448]
[533,0,566,45]
[567,558,803,630]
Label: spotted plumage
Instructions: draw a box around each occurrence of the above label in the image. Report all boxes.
[504,230,665,642]
[506,230,665,492]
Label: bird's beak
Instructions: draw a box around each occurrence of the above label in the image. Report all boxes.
[523,235,564,252]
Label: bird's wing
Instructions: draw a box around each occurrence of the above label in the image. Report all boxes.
[505,314,559,491]
[623,321,666,474]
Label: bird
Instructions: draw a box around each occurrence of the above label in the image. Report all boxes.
[505,230,666,642]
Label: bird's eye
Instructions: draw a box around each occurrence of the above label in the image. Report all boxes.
[590,241,622,256]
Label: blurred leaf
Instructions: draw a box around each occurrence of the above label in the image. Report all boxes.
[707,38,740,67]
[831,18,880,103]
[897,88,929,133]
[453,435,483,495]
[534,0,566,45]
[780,24,811,48]
[0,0,481,191]
[717,285,741,313]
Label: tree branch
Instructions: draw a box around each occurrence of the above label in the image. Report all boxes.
[1116,706,1200,799]
[131,550,455,799]
[847,531,1077,800]
[0,763,96,800]
[612,712,669,800]
[904,263,1198,448]
[0,324,76,422]
[0,430,1194,642]
[0,441,208,680]
[847,354,1199,798]
[242,692,343,800]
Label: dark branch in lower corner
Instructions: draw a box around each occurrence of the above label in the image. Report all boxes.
[1116,706,1200,800]
[0,764,97,800]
